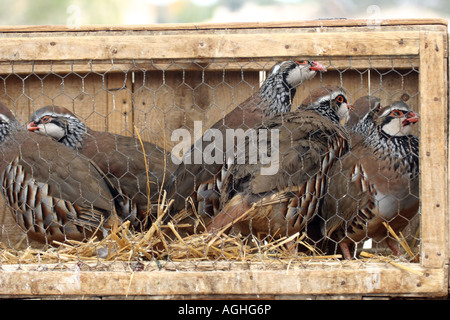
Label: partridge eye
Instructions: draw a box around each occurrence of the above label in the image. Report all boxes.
[335,95,345,103]
[41,116,52,123]
[390,110,404,117]
[296,60,307,65]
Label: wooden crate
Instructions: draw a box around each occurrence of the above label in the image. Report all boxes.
[0,19,448,299]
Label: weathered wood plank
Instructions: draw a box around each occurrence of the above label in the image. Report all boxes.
[0,58,420,79]
[0,73,30,123]
[0,264,446,297]
[0,31,421,62]
[419,31,448,269]
[105,72,133,136]
[0,18,446,33]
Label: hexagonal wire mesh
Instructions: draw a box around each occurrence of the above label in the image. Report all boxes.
[0,57,421,270]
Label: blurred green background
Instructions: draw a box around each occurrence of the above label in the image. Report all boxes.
[0,0,448,26]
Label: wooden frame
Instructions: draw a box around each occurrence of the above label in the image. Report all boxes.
[0,19,448,299]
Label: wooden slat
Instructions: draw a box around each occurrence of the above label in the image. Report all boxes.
[72,73,109,133]
[0,74,30,123]
[0,263,446,297]
[105,72,133,136]
[0,18,446,33]
[419,31,448,269]
[0,57,420,76]
[0,31,421,62]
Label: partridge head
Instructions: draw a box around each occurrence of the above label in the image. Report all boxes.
[260,60,327,116]
[298,85,351,125]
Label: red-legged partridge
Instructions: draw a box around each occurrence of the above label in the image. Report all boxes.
[27,105,175,231]
[0,102,124,244]
[321,100,419,259]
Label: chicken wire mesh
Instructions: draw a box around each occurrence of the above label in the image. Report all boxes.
[0,57,421,271]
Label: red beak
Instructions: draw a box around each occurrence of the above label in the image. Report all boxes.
[27,122,40,131]
[402,112,419,125]
[310,61,327,72]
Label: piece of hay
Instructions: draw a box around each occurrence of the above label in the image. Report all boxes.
[382,222,418,262]
[360,251,423,275]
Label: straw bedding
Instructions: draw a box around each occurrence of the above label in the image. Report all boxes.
[0,190,419,276]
